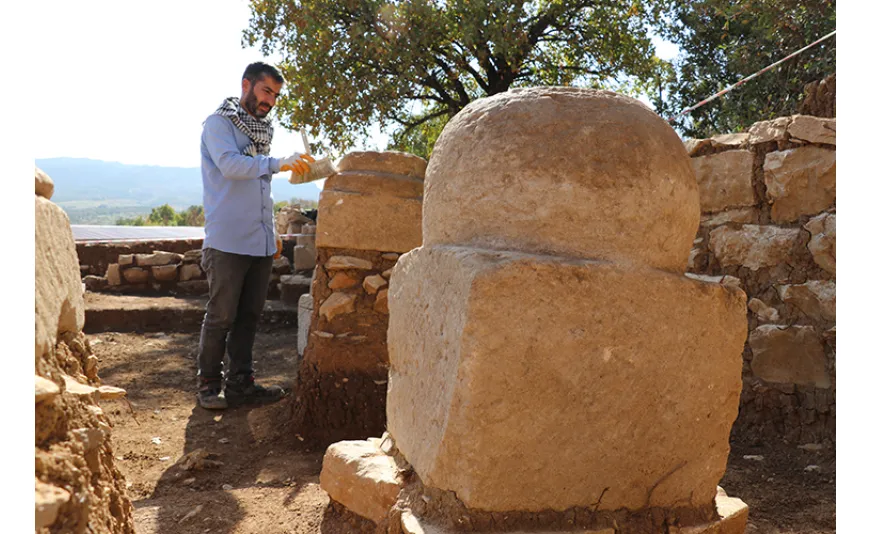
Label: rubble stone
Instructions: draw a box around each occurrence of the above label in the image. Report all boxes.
[700,208,756,227]
[35,480,71,530]
[805,212,836,275]
[328,272,359,290]
[749,325,829,388]
[748,298,780,323]
[764,147,836,223]
[788,115,836,145]
[36,375,60,403]
[778,281,836,322]
[294,245,317,271]
[118,254,134,266]
[337,150,427,180]
[325,255,374,271]
[151,264,178,281]
[708,225,802,270]
[35,167,55,199]
[748,117,791,144]
[364,274,388,295]
[134,251,183,266]
[179,263,202,281]
[691,150,755,213]
[320,440,402,523]
[319,292,357,322]
[122,267,149,284]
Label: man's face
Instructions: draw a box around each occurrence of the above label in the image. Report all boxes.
[241,75,283,118]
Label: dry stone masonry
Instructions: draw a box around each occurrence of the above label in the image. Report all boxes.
[35,167,135,533]
[685,113,836,445]
[291,151,426,444]
[320,88,749,533]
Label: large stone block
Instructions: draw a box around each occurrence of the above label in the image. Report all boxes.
[787,115,836,145]
[749,325,829,388]
[805,212,835,275]
[35,167,55,200]
[690,150,756,213]
[35,197,85,362]
[320,440,402,523]
[778,281,835,322]
[294,244,317,271]
[387,246,747,512]
[708,225,803,270]
[423,87,700,273]
[748,116,790,144]
[316,190,422,253]
[298,294,314,357]
[134,251,183,267]
[337,151,427,180]
[763,147,836,223]
[325,170,424,199]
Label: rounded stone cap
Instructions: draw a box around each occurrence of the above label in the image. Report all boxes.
[337,151,427,181]
[423,87,701,272]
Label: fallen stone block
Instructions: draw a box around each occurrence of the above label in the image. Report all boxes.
[320,440,402,524]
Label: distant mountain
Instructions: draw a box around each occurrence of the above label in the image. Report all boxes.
[36,157,323,224]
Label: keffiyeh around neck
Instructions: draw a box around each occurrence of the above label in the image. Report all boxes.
[213,97,274,157]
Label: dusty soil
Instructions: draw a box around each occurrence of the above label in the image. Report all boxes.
[88,298,835,534]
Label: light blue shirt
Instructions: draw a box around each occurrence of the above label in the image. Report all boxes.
[200,114,282,257]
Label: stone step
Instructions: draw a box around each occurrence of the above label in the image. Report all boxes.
[83,293,296,333]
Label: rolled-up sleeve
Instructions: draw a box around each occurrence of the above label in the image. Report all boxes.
[202,115,280,179]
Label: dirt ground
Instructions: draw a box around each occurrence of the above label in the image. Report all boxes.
[90,309,835,533]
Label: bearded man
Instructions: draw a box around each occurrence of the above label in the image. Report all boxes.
[197,61,314,410]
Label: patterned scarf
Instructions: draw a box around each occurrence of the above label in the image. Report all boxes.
[213,96,274,156]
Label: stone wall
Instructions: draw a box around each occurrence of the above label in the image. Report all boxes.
[685,114,836,444]
[35,167,135,533]
[77,238,203,279]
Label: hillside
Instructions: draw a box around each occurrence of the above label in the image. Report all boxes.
[36,158,323,224]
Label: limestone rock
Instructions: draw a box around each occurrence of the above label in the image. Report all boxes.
[83,275,108,292]
[118,254,134,266]
[35,197,85,362]
[424,88,700,273]
[374,288,389,314]
[700,208,756,228]
[36,375,60,403]
[748,116,791,144]
[35,479,71,530]
[764,147,836,223]
[98,385,127,400]
[338,150,428,180]
[387,246,747,512]
[134,251,183,267]
[272,255,291,275]
[788,115,836,145]
[319,292,357,322]
[276,205,314,234]
[690,150,755,213]
[778,281,836,322]
[749,325,829,388]
[325,255,374,271]
[684,138,712,156]
[382,268,393,279]
[294,245,317,271]
[71,427,106,453]
[320,440,402,523]
[106,264,122,286]
[63,374,97,396]
[382,253,400,261]
[364,274,388,295]
[298,294,314,357]
[182,249,202,264]
[179,263,202,282]
[328,271,359,290]
[316,190,423,253]
[708,225,802,270]
[687,247,703,271]
[35,167,55,199]
[326,170,424,199]
[710,132,749,148]
[748,298,780,323]
[805,212,835,275]
[122,267,149,284]
[684,273,742,289]
[151,264,178,281]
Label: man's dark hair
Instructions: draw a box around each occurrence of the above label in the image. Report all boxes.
[243,62,284,86]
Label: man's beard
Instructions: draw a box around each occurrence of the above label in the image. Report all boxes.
[243,92,271,118]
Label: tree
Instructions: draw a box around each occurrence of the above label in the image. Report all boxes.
[148,204,181,226]
[659,0,836,138]
[178,205,205,226]
[245,0,672,157]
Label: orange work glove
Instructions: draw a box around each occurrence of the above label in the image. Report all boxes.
[273,237,283,259]
[279,153,316,174]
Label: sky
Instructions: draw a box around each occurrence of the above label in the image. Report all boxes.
[31,0,679,169]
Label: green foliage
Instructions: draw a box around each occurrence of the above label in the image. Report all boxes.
[659,0,836,138]
[245,0,672,157]
[116,204,208,226]
[274,197,318,215]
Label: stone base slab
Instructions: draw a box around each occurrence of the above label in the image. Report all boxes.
[388,246,748,512]
[316,190,422,252]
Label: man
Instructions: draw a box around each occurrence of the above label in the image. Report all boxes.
[197,61,314,410]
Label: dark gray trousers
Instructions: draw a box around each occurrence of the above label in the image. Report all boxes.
[197,247,273,388]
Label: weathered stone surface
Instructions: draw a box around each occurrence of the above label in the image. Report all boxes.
[337,150,427,180]
[425,88,700,273]
[684,138,712,156]
[303,223,316,234]
[748,116,790,144]
[690,150,755,213]
[316,190,423,253]
[388,246,747,512]
[106,264,122,286]
[319,292,357,322]
[325,255,374,271]
[364,274,388,294]
[98,385,127,400]
[276,205,314,234]
[179,263,203,282]
[118,254,134,266]
[35,197,86,362]
[710,132,749,148]
[684,273,742,289]
[805,212,835,275]
[298,294,314,357]
[748,298,780,323]
[382,253,400,261]
[122,267,150,284]
[381,268,393,279]
[325,170,424,199]
[63,374,98,396]
[374,288,390,314]
[296,233,315,247]
[778,281,836,322]
[749,325,829,388]
[708,225,802,270]
[83,275,108,292]
[764,147,836,222]
[35,167,55,199]
[788,115,836,145]
[328,271,359,290]
[320,440,402,523]
[700,208,756,227]
[273,255,291,274]
[294,245,317,271]
[35,479,71,530]
[151,264,178,281]
[36,375,60,403]
[182,249,202,264]
[134,251,183,267]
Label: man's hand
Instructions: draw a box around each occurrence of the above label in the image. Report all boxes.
[279,153,316,174]
[273,237,283,260]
